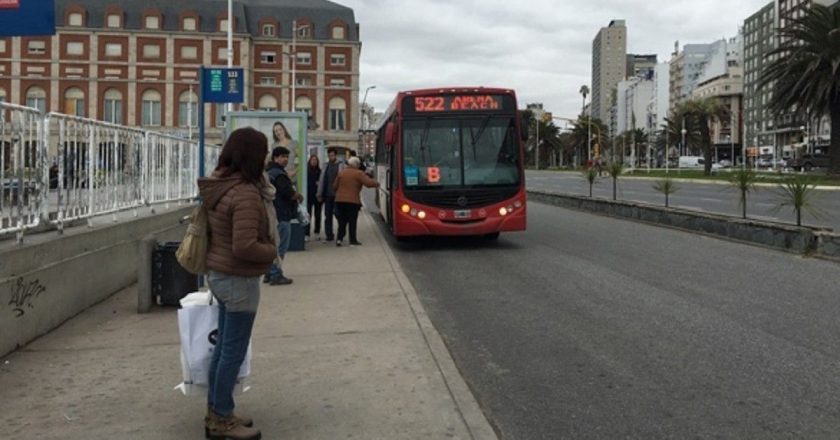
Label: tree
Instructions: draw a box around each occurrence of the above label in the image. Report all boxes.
[674,98,729,175]
[760,4,840,176]
[728,168,760,219]
[774,175,824,227]
[652,178,679,208]
[607,161,624,201]
[582,167,599,197]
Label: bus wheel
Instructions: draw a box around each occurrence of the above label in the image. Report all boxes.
[483,232,500,241]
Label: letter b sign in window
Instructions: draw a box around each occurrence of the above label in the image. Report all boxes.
[427,167,440,183]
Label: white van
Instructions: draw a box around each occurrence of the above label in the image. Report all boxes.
[678,156,705,168]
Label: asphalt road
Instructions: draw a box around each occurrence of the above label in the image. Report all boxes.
[526,170,840,232]
[365,194,840,439]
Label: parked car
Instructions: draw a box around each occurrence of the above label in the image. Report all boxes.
[789,152,830,172]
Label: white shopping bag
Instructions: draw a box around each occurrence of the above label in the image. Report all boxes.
[175,291,251,396]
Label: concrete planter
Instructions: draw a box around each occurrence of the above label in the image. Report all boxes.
[528,190,840,260]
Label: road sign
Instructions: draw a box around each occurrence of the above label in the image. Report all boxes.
[201,67,244,104]
[0,0,54,36]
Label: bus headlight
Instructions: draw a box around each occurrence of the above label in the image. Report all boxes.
[410,209,418,217]
[401,204,411,214]
[418,211,427,220]
[514,201,523,208]
[499,207,508,216]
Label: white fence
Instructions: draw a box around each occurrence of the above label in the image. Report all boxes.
[1,103,218,242]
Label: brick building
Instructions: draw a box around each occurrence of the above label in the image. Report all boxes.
[0,0,361,149]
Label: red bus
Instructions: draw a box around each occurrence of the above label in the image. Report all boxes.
[373,87,528,240]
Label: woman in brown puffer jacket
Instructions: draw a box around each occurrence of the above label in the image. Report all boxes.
[333,156,380,246]
[197,127,276,440]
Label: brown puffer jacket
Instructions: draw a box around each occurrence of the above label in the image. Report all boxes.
[198,173,276,277]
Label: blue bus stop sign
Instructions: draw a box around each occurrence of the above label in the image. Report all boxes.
[0,0,55,37]
[201,67,244,104]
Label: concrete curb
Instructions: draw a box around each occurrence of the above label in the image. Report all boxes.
[363,210,499,440]
[528,190,840,262]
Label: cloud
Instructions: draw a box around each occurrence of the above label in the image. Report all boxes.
[340,0,768,119]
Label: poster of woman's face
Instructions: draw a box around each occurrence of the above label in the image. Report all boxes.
[227,112,308,196]
[229,111,307,178]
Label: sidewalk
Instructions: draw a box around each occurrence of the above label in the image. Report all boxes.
[0,210,497,439]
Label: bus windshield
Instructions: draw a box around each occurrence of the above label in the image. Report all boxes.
[401,116,520,189]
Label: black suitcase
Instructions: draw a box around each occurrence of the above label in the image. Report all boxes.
[152,242,199,306]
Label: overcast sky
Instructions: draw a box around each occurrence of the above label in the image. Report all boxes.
[339,0,770,121]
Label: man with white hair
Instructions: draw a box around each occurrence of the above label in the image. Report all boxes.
[332,156,380,246]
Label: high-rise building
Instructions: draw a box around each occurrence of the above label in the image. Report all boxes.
[626,54,657,79]
[591,20,627,125]
[0,0,362,149]
[669,42,714,113]
[744,0,836,156]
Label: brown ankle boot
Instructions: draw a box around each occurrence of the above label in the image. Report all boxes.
[206,406,253,430]
[205,411,261,440]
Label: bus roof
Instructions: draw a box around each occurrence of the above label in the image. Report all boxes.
[375,87,518,131]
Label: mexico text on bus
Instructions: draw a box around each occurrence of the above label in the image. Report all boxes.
[373,87,528,240]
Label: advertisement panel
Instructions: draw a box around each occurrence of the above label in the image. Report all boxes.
[0,0,55,36]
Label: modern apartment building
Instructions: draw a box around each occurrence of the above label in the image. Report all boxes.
[0,0,362,149]
[668,42,715,112]
[591,20,627,125]
[626,54,657,79]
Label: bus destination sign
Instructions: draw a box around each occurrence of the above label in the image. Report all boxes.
[414,95,503,112]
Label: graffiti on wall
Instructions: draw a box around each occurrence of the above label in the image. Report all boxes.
[8,277,46,318]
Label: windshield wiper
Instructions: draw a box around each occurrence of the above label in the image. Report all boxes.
[469,116,492,160]
[419,118,432,164]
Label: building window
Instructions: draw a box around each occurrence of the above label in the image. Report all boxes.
[25,87,46,113]
[105,43,122,57]
[183,17,197,31]
[332,26,345,40]
[296,52,311,65]
[0,40,5,53]
[296,77,311,86]
[145,15,160,30]
[217,47,229,61]
[258,94,278,112]
[68,12,84,27]
[260,51,276,64]
[103,89,122,124]
[330,54,345,66]
[28,40,46,55]
[262,24,275,37]
[0,88,6,103]
[295,96,312,115]
[178,90,198,127]
[141,90,162,126]
[260,76,276,85]
[330,78,345,87]
[329,97,346,131]
[66,42,84,56]
[181,46,198,60]
[297,25,310,38]
[143,44,160,59]
[106,14,121,28]
[219,19,229,32]
[64,88,85,117]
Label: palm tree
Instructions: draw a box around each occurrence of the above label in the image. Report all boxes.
[675,98,729,176]
[582,167,599,197]
[607,161,624,201]
[760,4,840,176]
[652,178,679,208]
[728,168,760,219]
[774,175,824,227]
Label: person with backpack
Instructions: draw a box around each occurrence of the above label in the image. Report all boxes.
[264,146,302,286]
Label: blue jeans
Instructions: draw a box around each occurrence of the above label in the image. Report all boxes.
[268,221,291,279]
[207,271,260,417]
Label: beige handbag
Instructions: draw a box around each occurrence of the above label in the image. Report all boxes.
[176,204,209,275]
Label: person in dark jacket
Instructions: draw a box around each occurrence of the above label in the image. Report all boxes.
[197,127,275,440]
[305,154,322,241]
[316,147,341,242]
[264,146,302,286]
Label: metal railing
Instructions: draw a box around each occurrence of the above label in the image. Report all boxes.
[1,102,217,242]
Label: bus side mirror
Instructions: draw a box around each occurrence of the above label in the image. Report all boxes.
[385,122,397,147]
[519,114,529,142]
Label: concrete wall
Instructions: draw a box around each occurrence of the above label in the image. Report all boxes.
[528,191,840,259]
[0,206,192,358]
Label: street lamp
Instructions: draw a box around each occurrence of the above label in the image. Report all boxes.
[226,0,234,115]
[361,85,376,130]
[280,51,296,110]
[680,127,687,158]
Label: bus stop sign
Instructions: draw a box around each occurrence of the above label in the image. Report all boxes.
[0,0,55,36]
[201,67,244,104]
